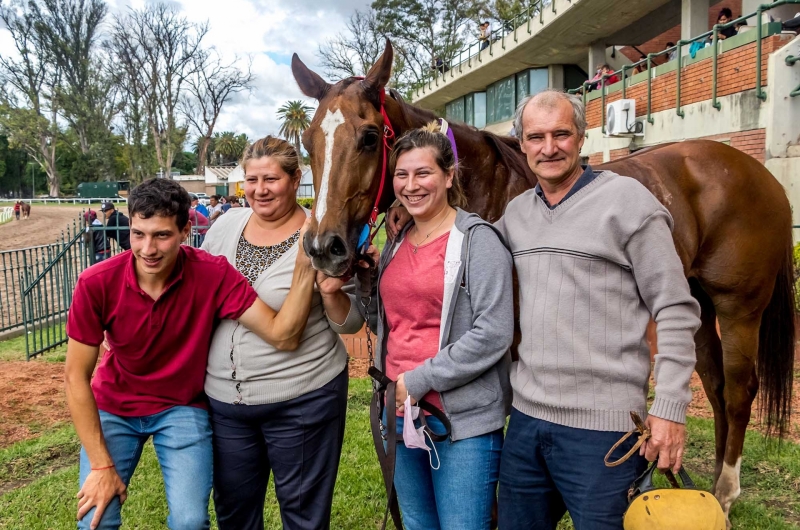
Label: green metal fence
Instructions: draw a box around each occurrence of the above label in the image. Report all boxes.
[21,217,91,359]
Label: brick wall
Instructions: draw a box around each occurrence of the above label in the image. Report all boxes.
[585,33,792,130]
[587,128,767,166]
[609,148,630,161]
[620,0,742,63]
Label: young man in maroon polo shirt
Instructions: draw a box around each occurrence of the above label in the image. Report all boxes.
[65,178,316,530]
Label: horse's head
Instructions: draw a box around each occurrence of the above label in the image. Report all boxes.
[291,40,395,277]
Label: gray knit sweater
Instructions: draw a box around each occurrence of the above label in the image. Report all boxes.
[496,171,701,432]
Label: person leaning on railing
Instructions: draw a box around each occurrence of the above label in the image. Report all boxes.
[200,136,363,530]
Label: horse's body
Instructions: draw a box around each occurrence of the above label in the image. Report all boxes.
[292,40,794,523]
[20,202,30,219]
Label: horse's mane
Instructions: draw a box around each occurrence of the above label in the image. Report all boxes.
[481,132,537,188]
[387,88,535,187]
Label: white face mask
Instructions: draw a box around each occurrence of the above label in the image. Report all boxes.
[401,394,440,470]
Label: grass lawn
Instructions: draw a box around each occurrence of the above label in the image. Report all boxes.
[0,375,799,529]
[0,326,67,362]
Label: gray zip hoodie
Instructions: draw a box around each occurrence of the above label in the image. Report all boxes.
[363,208,514,441]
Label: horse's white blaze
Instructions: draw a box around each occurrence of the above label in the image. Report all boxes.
[316,108,346,226]
[715,457,741,517]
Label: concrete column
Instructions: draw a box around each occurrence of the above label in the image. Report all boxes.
[681,0,709,42]
[588,42,605,76]
[548,65,565,89]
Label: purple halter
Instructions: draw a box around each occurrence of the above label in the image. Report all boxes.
[439,118,459,171]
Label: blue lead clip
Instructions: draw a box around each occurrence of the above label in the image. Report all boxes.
[357,224,370,254]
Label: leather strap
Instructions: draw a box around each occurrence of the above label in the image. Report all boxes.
[369,379,453,529]
[605,411,650,467]
[370,383,403,530]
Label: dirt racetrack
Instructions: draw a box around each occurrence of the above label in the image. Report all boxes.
[0,204,129,252]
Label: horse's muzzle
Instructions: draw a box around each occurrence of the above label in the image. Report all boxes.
[303,230,352,277]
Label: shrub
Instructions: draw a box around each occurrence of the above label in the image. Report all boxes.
[297,198,314,209]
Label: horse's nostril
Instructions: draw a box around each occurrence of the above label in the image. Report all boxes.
[329,236,347,257]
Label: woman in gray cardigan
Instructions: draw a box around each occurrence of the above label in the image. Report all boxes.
[201,136,363,530]
[364,124,514,530]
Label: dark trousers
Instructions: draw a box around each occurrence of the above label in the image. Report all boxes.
[208,368,348,530]
[498,408,648,530]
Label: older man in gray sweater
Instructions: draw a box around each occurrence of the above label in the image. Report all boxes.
[495,90,701,529]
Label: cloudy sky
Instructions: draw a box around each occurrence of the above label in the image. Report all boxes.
[1,0,370,141]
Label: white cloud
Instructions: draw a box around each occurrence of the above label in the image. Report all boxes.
[139,0,368,140]
[2,0,369,144]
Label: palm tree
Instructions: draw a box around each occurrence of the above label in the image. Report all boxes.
[192,136,216,166]
[277,100,314,162]
[212,131,238,164]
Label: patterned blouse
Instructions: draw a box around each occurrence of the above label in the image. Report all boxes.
[235,229,301,285]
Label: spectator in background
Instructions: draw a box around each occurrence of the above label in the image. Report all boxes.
[209,195,224,225]
[479,21,491,50]
[230,196,242,208]
[634,55,648,74]
[666,42,677,61]
[717,8,738,39]
[189,206,210,248]
[587,64,619,92]
[221,196,232,213]
[431,57,450,75]
[192,195,210,218]
[101,202,131,251]
[84,210,111,263]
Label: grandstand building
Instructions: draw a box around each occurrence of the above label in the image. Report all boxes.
[412,0,800,229]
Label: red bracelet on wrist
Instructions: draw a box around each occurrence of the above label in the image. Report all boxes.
[91,464,115,471]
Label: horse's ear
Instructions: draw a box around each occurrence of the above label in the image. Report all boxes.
[363,38,393,92]
[292,54,331,100]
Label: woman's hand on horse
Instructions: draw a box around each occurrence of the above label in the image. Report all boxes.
[316,271,345,295]
[639,415,686,473]
[386,206,412,240]
[296,218,313,268]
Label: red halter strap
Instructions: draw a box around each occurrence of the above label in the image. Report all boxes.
[368,89,395,242]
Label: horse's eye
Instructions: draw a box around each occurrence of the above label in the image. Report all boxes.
[362,131,379,149]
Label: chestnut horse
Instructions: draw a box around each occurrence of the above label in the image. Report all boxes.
[292,40,794,521]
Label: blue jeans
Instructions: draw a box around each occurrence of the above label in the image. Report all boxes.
[498,408,648,530]
[387,414,502,530]
[78,407,213,530]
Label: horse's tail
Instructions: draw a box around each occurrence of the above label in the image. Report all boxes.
[758,235,796,437]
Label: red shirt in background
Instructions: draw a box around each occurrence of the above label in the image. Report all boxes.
[380,232,449,413]
[66,246,257,417]
[189,208,210,235]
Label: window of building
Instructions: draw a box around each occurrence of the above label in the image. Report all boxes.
[487,76,516,124]
[446,92,487,128]
[445,97,465,122]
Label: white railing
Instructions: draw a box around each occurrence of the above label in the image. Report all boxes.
[0,207,13,225]
[0,198,128,205]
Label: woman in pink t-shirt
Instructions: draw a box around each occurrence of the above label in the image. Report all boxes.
[365,123,514,530]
